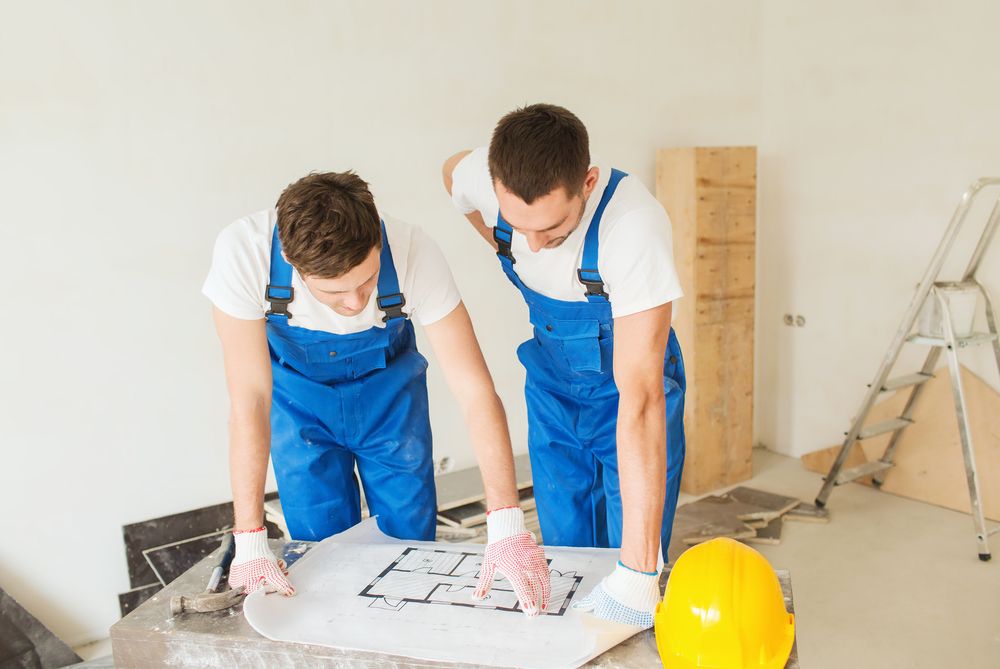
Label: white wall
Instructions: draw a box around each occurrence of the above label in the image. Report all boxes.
[756,1,1000,457]
[0,0,759,645]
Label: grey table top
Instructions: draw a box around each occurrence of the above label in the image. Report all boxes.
[111,540,798,668]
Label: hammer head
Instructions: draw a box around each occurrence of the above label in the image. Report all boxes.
[170,586,246,616]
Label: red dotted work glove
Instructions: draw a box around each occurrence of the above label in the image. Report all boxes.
[474,506,551,617]
[228,527,296,596]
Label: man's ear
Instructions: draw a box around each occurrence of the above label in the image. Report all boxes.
[582,166,600,198]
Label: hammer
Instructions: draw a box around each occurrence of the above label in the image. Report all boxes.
[170,533,247,616]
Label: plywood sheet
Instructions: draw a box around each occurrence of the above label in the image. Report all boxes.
[802,365,1000,521]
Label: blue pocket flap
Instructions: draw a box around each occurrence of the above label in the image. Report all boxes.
[529,312,601,341]
[304,332,389,364]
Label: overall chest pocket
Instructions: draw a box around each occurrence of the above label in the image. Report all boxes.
[304,338,388,379]
[532,314,605,374]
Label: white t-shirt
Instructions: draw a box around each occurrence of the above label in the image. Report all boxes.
[450,147,683,318]
[202,210,461,334]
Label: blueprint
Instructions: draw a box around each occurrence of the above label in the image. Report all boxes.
[243,518,642,669]
[359,546,582,614]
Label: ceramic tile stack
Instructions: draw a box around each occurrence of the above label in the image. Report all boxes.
[667,486,829,562]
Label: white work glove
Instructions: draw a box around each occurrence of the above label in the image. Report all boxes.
[474,506,551,617]
[228,527,296,596]
[573,561,660,628]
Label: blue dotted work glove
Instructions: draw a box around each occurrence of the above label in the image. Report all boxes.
[573,560,660,628]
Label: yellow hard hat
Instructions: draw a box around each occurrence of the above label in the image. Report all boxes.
[654,537,795,669]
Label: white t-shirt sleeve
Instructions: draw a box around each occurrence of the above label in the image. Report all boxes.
[201,219,268,320]
[602,206,684,319]
[405,227,463,326]
[450,147,497,226]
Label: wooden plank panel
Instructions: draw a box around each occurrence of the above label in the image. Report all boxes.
[658,146,757,494]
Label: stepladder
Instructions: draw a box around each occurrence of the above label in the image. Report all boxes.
[816,178,1000,561]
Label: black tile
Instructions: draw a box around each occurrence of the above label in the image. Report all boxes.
[0,620,34,667]
[117,583,161,618]
[143,532,228,586]
[122,492,280,588]
[0,586,81,668]
[123,503,232,588]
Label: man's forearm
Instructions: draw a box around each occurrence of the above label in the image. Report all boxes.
[616,392,667,572]
[229,406,271,531]
[463,390,520,510]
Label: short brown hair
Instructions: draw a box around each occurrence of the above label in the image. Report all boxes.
[275,171,381,278]
[488,103,590,204]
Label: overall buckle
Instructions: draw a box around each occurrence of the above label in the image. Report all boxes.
[265,284,294,317]
[577,269,608,299]
[377,293,407,323]
[493,226,516,264]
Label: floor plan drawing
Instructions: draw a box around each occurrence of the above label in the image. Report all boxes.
[244,519,634,668]
[358,546,582,615]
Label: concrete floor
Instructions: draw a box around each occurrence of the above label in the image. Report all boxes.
[704,448,1000,669]
[76,448,998,668]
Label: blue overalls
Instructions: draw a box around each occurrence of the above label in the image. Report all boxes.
[493,169,686,561]
[263,221,436,543]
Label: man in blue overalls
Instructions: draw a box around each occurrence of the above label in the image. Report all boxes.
[203,171,550,615]
[443,104,686,628]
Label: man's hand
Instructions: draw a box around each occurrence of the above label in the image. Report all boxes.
[228,527,296,596]
[474,507,551,617]
[573,561,660,628]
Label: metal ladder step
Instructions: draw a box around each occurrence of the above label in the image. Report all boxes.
[934,280,979,290]
[907,332,998,348]
[858,417,913,440]
[880,373,934,392]
[835,460,894,485]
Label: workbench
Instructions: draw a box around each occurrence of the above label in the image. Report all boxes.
[110,541,799,668]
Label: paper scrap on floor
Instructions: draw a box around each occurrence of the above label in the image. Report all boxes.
[243,518,639,669]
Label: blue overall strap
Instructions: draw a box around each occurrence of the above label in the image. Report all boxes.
[493,216,516,264]
[266,223,294,320]
[375,220,408,323]
[578,168,628,302]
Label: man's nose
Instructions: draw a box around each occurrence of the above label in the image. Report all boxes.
[344,290,366,311]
